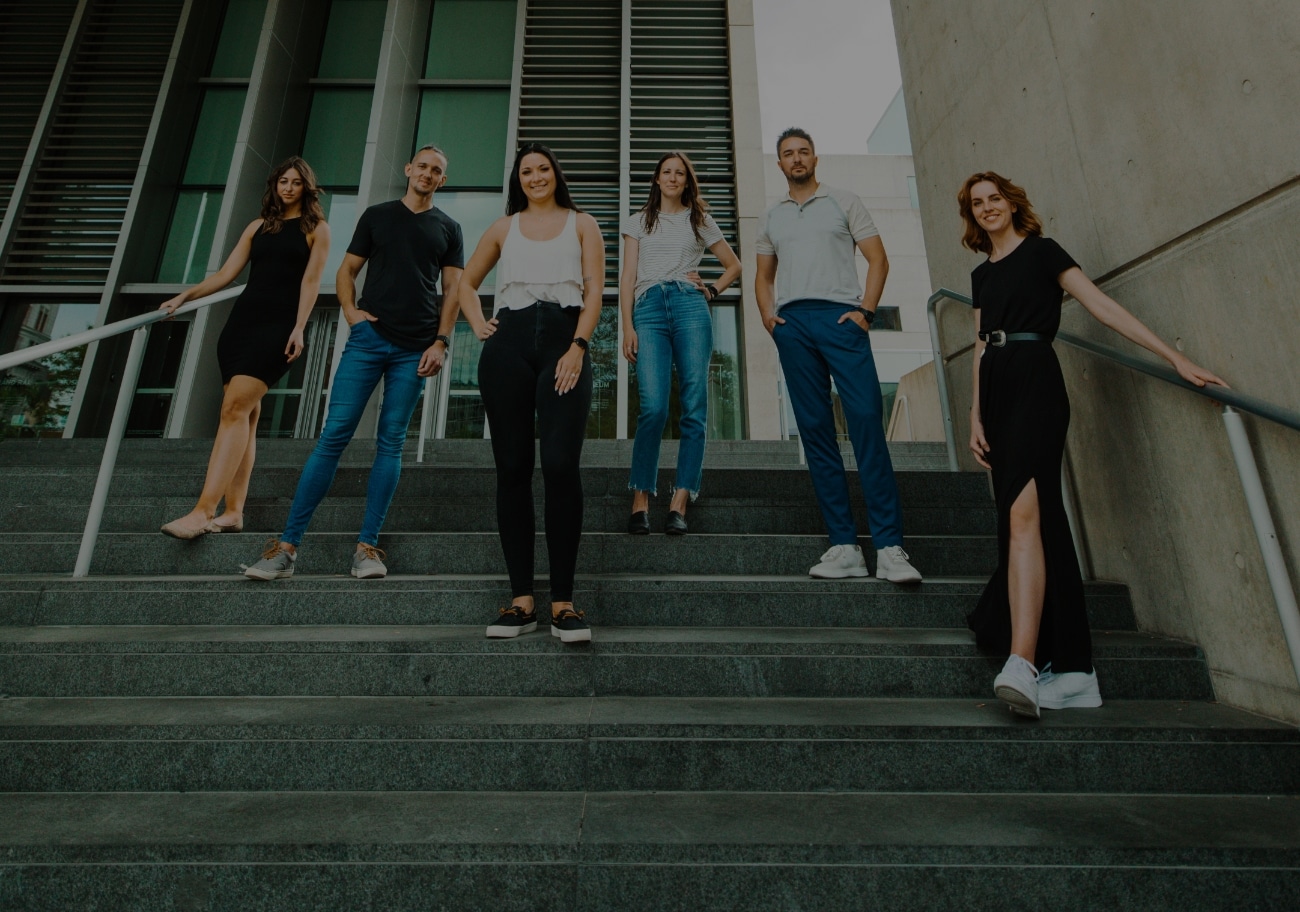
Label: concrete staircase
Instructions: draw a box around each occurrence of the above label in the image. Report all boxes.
[1,438,1298,910]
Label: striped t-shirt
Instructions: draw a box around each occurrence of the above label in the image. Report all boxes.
[621,208,725,301]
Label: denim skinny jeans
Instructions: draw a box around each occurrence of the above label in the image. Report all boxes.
[628,280,713,498]
[281,320,423,547]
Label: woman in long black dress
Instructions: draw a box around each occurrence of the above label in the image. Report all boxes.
[158,157,330,539]
[959,171,1224,718]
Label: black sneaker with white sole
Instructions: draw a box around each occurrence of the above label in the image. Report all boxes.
[486,604,538,638]
[550,607,591,643]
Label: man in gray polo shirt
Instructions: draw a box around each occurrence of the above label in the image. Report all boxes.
[755,127,922,583]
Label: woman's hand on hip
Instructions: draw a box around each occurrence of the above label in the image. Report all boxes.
[622,327,638,364]
[969,416,992,470]
[474,316,499,341]
[284,327,306,362]
[555,345,585,395]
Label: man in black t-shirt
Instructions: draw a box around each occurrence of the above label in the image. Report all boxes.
[243,145,464,581]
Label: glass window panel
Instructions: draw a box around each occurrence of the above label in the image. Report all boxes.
[443,394,486,439]
[182,88,247,185]
[321,193,358,280]
[303,89,373,187]
[425,0,517,80]
[257,350,312,438]
[416,89,508,188]
[157,190,224,283]
[317,0,387,79]
[0,301,98,439]
[626,304,744,441]
[586,304,618,439]
[434,190,502,286]
[209,0,268,78]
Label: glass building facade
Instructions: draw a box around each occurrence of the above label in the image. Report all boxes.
[0,0,758,443]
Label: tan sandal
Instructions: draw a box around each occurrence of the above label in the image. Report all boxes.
[160,517,210,540]
[204,515,244,534]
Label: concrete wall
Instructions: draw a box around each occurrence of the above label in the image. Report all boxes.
[892,0,1300,721]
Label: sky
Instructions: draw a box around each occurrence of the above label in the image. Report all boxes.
[752,0,903,154]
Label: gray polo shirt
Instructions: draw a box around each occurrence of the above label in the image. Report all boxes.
[755,183,879,309]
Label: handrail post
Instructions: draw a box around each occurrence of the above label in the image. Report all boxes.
[927,294,960,471]
[73,326,149,577]
[1221,406,1300,687]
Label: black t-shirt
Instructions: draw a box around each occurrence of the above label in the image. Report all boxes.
[971,234,1078,336]
[347,199,465,350]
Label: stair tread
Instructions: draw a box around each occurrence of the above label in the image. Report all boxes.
[3,791,1298,858]
[2,695,1292,737]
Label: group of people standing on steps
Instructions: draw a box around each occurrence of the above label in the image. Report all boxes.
[154,127,1226,716]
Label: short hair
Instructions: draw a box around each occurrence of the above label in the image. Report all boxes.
[776,127,815,156]
[412,144,447,164]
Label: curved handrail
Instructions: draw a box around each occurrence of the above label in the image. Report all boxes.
[927,287,1300,431]
[0,285,245,373]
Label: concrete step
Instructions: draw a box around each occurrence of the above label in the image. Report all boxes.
[0,626,1213,700]
[2,791,1297,910]
[0,437,953,470]
[12,531,998,577]
[0,497,996,536]
[0,576,1138,630]
[0,463,989,502]
[3,696,1295,795]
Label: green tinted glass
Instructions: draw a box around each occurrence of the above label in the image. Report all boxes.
[416,89,508,187]
[209,0,268,78]
[318,0,387,79]
[302,89,372,186]
[182,88,247,185]
[158,190,225,283]
[435,191,502,284]
[425,0,517,80]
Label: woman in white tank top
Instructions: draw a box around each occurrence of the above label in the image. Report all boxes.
[455,143,606,644]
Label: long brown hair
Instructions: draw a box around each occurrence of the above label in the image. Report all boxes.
[260,156,325,235]
[957,171,1043,254]
[638,151,709,240]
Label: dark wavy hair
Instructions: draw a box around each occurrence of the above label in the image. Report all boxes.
[957,171,1043,254]
[506,143,580,215]
[637,151,710,241]
[260,156,325,235]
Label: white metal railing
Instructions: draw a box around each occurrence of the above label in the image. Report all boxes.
[0,285,245,577]
[927,286,1300,688]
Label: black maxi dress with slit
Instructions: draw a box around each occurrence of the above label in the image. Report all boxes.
[966,234,1093,674]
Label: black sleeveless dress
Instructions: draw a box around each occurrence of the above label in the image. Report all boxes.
[966,234,1093,674]
[216,218,312,386]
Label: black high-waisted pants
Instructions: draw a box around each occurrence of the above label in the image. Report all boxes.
[477,302,593,602]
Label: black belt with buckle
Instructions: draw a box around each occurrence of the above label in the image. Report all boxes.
[978,330,1053,347]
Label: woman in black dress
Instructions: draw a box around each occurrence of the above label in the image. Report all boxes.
[158,157,331,539]
[959,171,1224,718]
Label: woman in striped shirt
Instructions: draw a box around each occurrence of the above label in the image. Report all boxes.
[620,151,742,535]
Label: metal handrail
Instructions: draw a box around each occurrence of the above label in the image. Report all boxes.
[927,285,1300,688]
[1,285,245,576]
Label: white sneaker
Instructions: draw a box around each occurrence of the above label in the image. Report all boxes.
[876,545,922,583]
[1038,666,1103,709]
[993,654,1040,718]
[808,544,870,579]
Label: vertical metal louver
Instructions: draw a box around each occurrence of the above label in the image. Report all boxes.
[629,0,737,251]
[0,1,79,227]
[1,0,182,285]
[516,0,623,286]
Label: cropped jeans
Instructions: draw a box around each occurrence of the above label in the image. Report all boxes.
[281,319,423,547]
[628,280,713,499]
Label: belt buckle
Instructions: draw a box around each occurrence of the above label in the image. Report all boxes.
[989,330,1007,347]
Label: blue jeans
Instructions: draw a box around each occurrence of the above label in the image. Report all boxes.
[628,281,713,498]
[281,320,423,547]
[772,300,903,547]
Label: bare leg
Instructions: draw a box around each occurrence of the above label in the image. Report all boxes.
[162,376,268,536]
[668,488,690,516]
[631,490,650,514]
[212,400,260,527]
[1007,479,1046,663]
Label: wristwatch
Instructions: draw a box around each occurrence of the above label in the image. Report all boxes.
[858,308,876,325]
[434,334,452,347]
[572,336,589,350]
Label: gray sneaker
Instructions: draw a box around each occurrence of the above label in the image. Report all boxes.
[242,540,295,581]
[351,543,388,579]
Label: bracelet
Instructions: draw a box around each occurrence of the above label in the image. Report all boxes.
[571,336,589,351]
